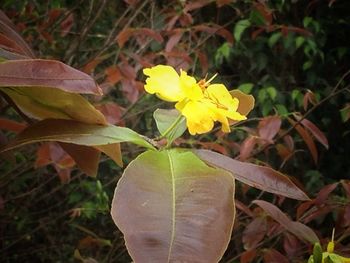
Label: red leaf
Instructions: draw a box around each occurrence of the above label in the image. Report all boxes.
[105,66,122,85]
[254,2,273,25]
[239,136,257,161]
[251,28,265,40]
[293,114,329,149]
[0,59,102,95]
[288,118,318,164]
[242,216,267,249]
[253,200,319,244]
[263,249,289,263]
[95,102,125,125]
[303,90,317,111]
[314,183,338,205]
[197,51,208,75]
[236,200,254,217]
[35,143,52,168]
[0,10,35,57]
[165,29,184,52]
[240,249,257,263]
[184,0,212,12]
[0,118,26,133]
[193,24,234,44]
[283,233,302,257]
[258,115,282,143]
[195,149,309,200]
[60,13,74,37]
[116,28,163,48]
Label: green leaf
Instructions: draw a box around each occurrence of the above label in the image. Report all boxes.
[238,83,254,94]
[195,149,310,200]
[111,149,235,262]
[266,86,277,100]
[234,19,251,42]
[1,119,155,152]
[268,32,282,48]
[303,61,313,71]
[153,109,186,142]
[296,36,305,49]
[2,86,107,125]
[312,243,323,263]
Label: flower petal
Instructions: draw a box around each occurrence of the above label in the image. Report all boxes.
[176,101,214,135]
[179,70,203,101]
[143,65,185,102]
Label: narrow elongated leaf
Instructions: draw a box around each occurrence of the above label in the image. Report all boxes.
[0,59,102,95]
[2,87,107,125]
[0,10,35,57]
[253,200,319,244]
[234,19,251,42]
[153,108,186,142]
[111,149,235,262]
[195,149,309,200]
[288,118,318,164]
[1,119,155,152]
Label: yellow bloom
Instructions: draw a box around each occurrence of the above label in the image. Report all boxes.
[143,65,249,135]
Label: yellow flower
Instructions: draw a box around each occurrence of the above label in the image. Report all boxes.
[143,65,249,135]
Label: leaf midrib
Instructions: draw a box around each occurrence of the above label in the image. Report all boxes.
[166,151,176,263]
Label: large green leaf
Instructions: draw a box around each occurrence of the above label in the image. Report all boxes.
[111,149,235,262]
[1,86,107,125]
[195,149,309,200]
[1,119,155,152]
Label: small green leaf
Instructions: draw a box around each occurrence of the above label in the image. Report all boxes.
[266,86,277,100]
[238,83,254,94]
[296,36,305,49]
[268,32,282,48]
[234,19,251,42]
[313,243,323,263]
[153,109,186,142]
[275,104,288,116]
[303,61,313,71]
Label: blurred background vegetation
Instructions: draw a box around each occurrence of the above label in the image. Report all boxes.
[1,0,350,262]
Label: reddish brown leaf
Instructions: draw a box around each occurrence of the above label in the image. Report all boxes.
[35,143,52,168]
[216,0,232,7]
[116,27,163,48]
[302,205,333,224]
[258,115,282,143]
[197,51,208,75]
[263,249,289,263]
[253,200,319,243]
[288,118,318,164]
[56,168,71,184]
[184,0,212,12]
[0,118,26,133]
[239,136,257,161]
[193,24,234,44]
[251,28,265,40]
[95,143,123,168]
[242,216,267,249]
[95,102,125,125]
[59,143,101,177]
[0,59,102,95]
[303,90,317,111]
[236,200,254,217]
[293,114,329,149]
[195,149,309,200]
[315,183,338,205]
[240,249,257,263]
[81,58,103,74]
[60,13,74,37]
[283,233,302,257]
[286,26,312,37]
[254,2,273,25]
[105,66,122,85]
[165,29,184,52]
[0,33,26,55]
[0,10,35,57]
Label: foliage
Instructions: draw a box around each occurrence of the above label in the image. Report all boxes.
[1,0,350,262]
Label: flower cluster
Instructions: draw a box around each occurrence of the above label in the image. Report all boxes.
[143,65,248,135]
